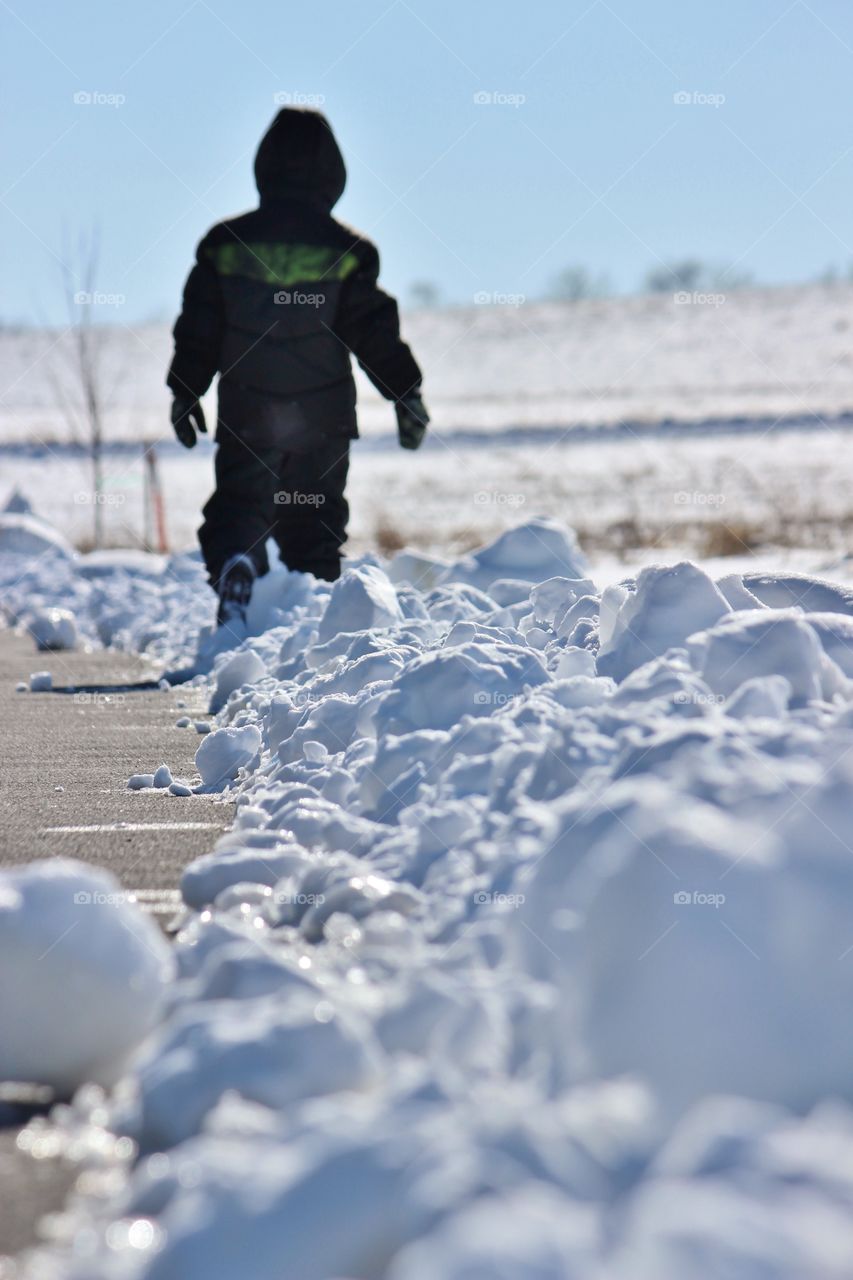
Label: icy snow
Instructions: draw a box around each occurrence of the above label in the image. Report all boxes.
[6,518,853,1279]
[0,511,72,557]
[28,606,78,652]
[127,773,155,791]
[317,563,404,641]
[0,861,173,1093]
[195,724,262,789]
[209,647,267,713]
[597,561,731,681]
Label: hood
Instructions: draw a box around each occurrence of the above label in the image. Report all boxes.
[254,108,346,210]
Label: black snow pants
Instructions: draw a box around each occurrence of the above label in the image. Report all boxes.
[198,388,350,587]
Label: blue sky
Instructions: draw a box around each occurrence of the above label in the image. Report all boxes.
[2,0,853,324]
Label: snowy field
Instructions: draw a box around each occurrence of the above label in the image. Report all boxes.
[3,280,853,565]
[3,502,853,1277]
[6,417,853,572]
[5,281,853,445]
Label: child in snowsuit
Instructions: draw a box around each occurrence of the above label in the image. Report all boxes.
[167,108,428,626]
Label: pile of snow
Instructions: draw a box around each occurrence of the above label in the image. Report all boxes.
[195,724,262,789]
[0,511,72,558]
[28,606,78,651]
[0,861,173,1094]
[2,486,34,515]
[7,518,853,1280]
[0,540,213,667]
[440,516,589,591]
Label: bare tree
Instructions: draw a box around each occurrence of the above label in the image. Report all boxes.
[409,280,441,309]
[645,258,706,293]
[548,265,611,301]
[645,258,755,295]
[45,228,111,548]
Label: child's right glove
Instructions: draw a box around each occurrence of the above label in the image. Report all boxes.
[171,395,207,449]
[396,387,429,450]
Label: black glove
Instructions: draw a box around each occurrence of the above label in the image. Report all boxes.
[171,395,207,449]
[396,388,429,451]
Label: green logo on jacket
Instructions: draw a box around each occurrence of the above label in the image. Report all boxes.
[208,242,359,288]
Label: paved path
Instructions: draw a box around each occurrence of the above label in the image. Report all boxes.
[0,631,232,1263]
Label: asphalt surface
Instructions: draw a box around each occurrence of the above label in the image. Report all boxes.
[0,630,232,1265]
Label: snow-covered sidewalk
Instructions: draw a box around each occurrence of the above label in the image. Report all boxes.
[3,514,853,1279]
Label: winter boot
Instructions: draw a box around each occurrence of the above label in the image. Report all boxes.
[216,553,257,629]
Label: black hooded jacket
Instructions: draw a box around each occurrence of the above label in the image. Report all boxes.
[167,109,421,438]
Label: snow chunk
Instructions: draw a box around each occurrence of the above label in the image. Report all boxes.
[128,773,155,790]
[112,1129,439,1279]
[612,1172,853,1280]
[182,846,312,909]
[28,607,78,652]
[530,575,598,628]
[388,1187,599,1280]
[803,612,853,677]
[689,611,832,706]
[388,548,452,591]
[743,570,853,616]
[317,564,403,642]
[2,487,33,515]
[443,517,590,592]
[130,997,381,1150]
[209,648,267,714]
[550,796,853,1118]
[0,512,72,557]
[0,860,173,1093]
[196,725,262,789]
[725,675,792,720]
[376,640,549,733]
[598,562,731,682]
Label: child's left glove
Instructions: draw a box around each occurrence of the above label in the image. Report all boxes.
[171,395,207,449]
[396,388,429,450]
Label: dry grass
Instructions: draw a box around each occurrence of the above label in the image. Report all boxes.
[699,521,760,558]
[74,530,146,554]
[74,509,853,565]
[373,515,407,556]
[575,513,853,558]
